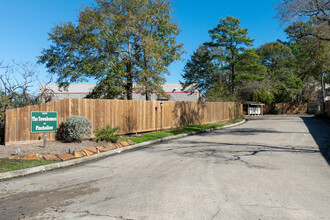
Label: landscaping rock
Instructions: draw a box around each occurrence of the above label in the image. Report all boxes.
[120,141,130,147]
[103,146,110,151]
[85,147,98,154]
[115,143,122,148]
[104,144,116,151]
[9,155,21,160]
[43,154,61,161]
[58,153,75,161]
[96,146,107,152]
[22,153,41,161]
[109,143,117,149]
[109,145,117,150]
[82,149,94,156]
[73,150,84,158]
[126,139,135,145]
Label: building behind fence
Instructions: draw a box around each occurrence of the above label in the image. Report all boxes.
[5,99,242,145]
[39,83,202,102]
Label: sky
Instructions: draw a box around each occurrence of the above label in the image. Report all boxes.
[0,0,286,89]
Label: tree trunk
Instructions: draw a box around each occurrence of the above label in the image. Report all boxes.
[126,39,133,100]
[230,50,235,95]
[143,47,151,101]
[126,84,133,100]
[126,69,133,100]
[146,92,151,100]
[321,73,326,116]
[145,77,151,100]
[231,64,235,94]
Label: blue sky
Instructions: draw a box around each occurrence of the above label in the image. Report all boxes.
[0,0,285,87]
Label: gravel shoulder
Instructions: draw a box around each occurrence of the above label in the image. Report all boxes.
[0,140,109,158]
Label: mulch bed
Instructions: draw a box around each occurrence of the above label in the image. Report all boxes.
[0,139,113,159]
[1,140,135,163]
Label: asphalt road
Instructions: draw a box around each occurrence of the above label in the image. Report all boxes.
[1,116,329,220]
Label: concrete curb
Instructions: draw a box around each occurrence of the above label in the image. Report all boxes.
[0,119,246,181]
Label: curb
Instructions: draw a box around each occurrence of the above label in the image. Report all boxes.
[0,119,246,181]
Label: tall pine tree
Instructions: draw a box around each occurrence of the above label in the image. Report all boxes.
[208,16,254,94]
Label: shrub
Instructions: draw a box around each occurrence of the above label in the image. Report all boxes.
[274,107,282,115]
[94,125,121,143]
[56,115,92,142]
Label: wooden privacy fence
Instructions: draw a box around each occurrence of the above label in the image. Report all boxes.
[263,103,308,114]
[5,99,242,145]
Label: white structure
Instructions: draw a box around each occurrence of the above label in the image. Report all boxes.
[243,101,264,116]
[249,107,261,115]
[39,83,202,102]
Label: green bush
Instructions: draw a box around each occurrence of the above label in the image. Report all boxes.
[274,107,282,115]
[94,125,121,143]
[56,115,92,142]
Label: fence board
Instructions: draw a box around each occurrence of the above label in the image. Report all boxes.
[4,99,242,145]
[263,103,308,115]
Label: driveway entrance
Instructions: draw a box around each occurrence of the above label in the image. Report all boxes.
[1,116,329,219]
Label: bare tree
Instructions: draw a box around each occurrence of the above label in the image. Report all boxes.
[0,61,36,106]
[38,72,56,103]
[277,0,330,41]
[0,60,56,143]
[0,60,56,107]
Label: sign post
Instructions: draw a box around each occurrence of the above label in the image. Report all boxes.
[31,111,58,133]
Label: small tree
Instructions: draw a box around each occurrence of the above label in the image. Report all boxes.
[181,45,221,95]
[0,61,41,108]
[0,60,56,105]
[0,60,54,143]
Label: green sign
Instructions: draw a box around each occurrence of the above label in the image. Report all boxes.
[31,111,58,133]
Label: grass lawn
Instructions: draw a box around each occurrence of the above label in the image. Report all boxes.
[122,118,244,143]
[0,159,56,173]
[233,118,244,122]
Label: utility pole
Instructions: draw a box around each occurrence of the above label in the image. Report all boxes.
[160,102,163,132]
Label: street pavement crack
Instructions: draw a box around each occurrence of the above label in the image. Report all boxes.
[240,204,302,211]
[239,204,259,218]
[77,210,134,220]
[211,207,221,219]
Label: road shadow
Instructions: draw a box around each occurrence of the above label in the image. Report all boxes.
[197,128,309,136]
[172,101,205,127]
[300,116,330,165]
[245,116,304,121]
[141,116,329,167]
[142,136,321,169]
